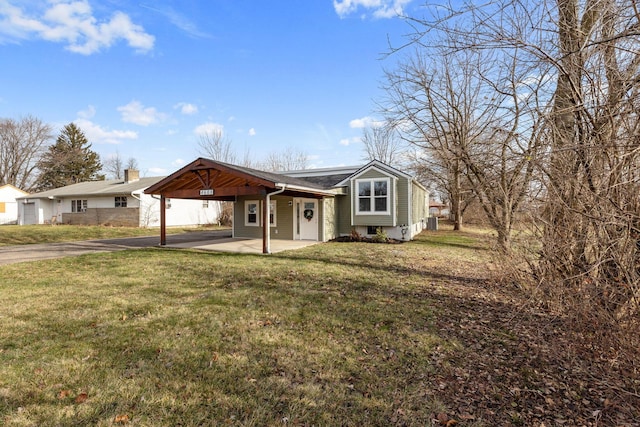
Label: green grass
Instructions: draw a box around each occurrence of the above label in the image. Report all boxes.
[0,230,489,426]
[0,224,228,246]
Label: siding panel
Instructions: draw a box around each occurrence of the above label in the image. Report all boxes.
[234,195,295,240]
[397,178,409,225]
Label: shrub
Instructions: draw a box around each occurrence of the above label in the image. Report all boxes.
[372,227,388,243]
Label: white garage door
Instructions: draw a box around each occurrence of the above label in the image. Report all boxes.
[23,203,37,225]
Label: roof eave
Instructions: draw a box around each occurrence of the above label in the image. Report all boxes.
[276,183,337,197]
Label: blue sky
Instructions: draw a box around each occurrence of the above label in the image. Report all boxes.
[0,0,419,177]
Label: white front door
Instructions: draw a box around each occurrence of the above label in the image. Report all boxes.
[295,198,318,240]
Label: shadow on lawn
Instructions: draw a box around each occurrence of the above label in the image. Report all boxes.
[6,247,634,426]
[186,249,640,426]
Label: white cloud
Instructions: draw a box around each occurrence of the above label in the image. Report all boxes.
[118,100,167,126]
[77,104,96,119]
[339,137,360,146]
[194,122,224,136]
[0,1,154,54]
[139,4,210,39]
[248,128,256,136]
[174,102,198,115]
[349,116,384,129]
[148,167,166,174]
[333,0,411,19]
[172,158,185,167]
[73,118,138,145]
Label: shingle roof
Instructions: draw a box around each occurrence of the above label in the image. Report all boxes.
[17,177,164,199]
[276,165,361,189]
[285,173,354,188]
[213,161,329,190]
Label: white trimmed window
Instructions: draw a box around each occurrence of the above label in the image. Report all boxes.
[245,200,259,226]
[115,196,127,207]
[71,199,87,213]
[356,178,390,214]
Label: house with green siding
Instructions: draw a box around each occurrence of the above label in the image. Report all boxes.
[145,158,429,252]
[274,160,430,241]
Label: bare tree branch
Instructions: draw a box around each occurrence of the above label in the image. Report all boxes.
[0,116,53,191]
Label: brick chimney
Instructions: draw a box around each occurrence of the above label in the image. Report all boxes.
[124,169,139,183]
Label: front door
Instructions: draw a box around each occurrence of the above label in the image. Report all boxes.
[295,198,318,240]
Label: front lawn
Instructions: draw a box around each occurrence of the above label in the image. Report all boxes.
[0,229,637,426]
[0,224,227,246]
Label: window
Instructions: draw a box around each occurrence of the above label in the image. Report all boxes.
[243,200,276,226]
[71,199,87,213]
[356,178,389,214]
[0,202,5,213]
[245,200,259,226]
[367,226,380,235]
[202,200,209,208]
[269,200,277,226]
[115,196,127,207]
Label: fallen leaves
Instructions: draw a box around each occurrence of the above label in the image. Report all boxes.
[57,389,88,404]
[417,269,640,425]
[114,414,130,424]
[434,412,458,426]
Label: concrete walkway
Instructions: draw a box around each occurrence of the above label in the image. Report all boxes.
[166,237,319,254]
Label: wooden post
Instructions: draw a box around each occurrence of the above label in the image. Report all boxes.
[160,195,166,246]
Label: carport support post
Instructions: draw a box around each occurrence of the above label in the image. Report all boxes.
[160,195,166,246]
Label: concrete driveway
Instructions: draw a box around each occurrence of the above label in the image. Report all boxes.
[0,230,232,266]
[0,230,319,265]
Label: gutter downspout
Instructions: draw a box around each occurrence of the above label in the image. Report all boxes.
[264,184,286,254]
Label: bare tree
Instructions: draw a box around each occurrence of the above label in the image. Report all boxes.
[104,152,140,179]
[103,151,124,179]
[125,157,138,172]
[197,129,237,164]
[396,0,640,340]
[540,0,640,324]
[384,44,544,244]
[0,116,53,191]
[360,123,405,166]
[261,146,308,171]
[404,147,475,229]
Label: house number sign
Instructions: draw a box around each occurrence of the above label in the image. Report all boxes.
[199,189,215,196]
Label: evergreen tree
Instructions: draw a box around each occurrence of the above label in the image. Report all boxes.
[36,123,103,191]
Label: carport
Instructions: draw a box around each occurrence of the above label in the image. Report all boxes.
[144,158,335,254]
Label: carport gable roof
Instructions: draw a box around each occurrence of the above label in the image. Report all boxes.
[143,157,336,200]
